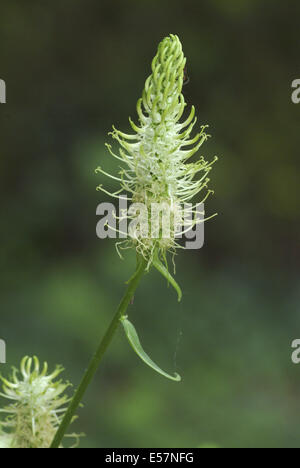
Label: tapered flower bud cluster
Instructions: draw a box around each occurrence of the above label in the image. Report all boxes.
[0,356,78,448]
[96,34,217,264]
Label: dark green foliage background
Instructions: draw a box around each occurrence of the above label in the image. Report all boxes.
[0,0,299,448]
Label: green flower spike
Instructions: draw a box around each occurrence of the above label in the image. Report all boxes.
[96,33,217,275]
[95,34,218,380]
[0,356,79,448]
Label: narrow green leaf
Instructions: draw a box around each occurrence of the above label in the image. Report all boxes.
[152,255,182,302]
[120,317,181,382]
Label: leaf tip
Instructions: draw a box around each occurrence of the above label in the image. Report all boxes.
[173,373,182,382]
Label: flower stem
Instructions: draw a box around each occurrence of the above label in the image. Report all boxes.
[50,256,147,448]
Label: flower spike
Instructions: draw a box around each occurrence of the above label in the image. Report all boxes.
[0,356,79,448]
[97,34,217,267]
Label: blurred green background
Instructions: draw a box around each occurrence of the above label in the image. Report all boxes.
[0,0,299,448]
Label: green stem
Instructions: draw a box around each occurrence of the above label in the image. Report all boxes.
[50,257,147,448]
